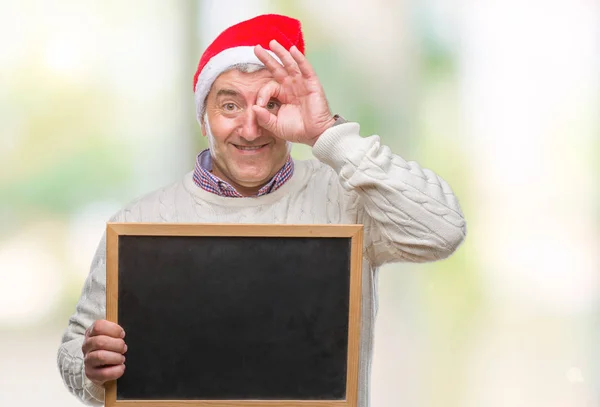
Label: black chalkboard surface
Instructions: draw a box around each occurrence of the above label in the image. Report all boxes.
[105,223,363,407]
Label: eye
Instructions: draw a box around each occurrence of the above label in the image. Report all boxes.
[223,103,238,111]
[266,100,280,110]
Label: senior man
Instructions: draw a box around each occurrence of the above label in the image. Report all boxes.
[57,14,466,406]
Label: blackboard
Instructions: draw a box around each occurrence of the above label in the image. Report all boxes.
[105,223,363,407]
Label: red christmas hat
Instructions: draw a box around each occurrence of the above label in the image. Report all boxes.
[193,14,305,123]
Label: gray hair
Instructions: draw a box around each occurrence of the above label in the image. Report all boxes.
[200,63,265,123]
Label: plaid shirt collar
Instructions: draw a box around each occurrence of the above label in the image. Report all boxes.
[192,149,294,197]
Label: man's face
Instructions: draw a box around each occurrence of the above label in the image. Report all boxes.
[202,68,289,195]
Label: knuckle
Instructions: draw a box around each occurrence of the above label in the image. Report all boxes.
[86,350,102,365]
[95,351,107,365]
[96,336,107,349]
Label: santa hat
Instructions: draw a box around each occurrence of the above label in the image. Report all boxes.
[193,14,305,123]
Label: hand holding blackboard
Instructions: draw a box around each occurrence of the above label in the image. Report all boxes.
[82,319,128,387]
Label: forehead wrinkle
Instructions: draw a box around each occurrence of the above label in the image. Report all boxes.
[213,70,273,95]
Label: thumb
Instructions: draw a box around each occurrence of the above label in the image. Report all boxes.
[252,105,279,135]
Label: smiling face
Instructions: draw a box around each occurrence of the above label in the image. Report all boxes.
[201,68,289,196]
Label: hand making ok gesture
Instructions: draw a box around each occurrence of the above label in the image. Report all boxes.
[252,40,336,146]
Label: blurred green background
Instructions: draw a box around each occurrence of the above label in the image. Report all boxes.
[0,1,598,406]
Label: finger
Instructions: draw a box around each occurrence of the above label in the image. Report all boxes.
[254,44,287,82]
[256,81,282,107]
[82,335,127,355]
[88,320,125,339]
[86,364,126,385]
[85,350,126,368]
[252,105,279,135]
[269,40,301,77]
[290,45,317,79]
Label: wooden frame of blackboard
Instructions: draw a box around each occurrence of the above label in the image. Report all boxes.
[105,223,364,407]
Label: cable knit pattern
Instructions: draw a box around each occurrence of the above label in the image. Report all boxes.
[57,122,466,407]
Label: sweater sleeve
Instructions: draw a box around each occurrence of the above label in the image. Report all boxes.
[312,122,466,266]
[57,211,124,404]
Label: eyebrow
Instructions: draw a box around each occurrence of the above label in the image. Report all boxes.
[215,89,240,98]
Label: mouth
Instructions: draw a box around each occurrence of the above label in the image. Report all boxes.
[232,143,270,153]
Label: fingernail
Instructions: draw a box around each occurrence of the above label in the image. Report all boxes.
[256,97,263,106]
[123,344,128,353]
[121,330,125,338]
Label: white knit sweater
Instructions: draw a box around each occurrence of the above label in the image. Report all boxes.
[57,122,466,406]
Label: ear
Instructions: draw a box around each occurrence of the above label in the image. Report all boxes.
[201,121,207,137]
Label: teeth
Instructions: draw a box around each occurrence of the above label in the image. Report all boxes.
[236,145,265,150]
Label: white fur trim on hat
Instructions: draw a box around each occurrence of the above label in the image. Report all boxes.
[194,46,282,124]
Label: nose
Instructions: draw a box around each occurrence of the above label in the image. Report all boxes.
[239,108,261,142]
